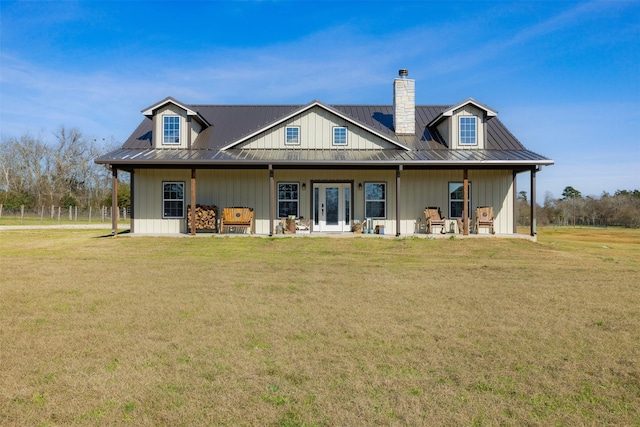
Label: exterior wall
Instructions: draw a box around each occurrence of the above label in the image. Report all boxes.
[133,168,270,234]
[400,169,513,234]
[190,118,202,147]
[132,168,514,235]
[436,120,451,147]
[133,169,191,233]
[274,169,396,233]
[236,106,396,150]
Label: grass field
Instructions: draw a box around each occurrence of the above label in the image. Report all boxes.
[1,227,638,426]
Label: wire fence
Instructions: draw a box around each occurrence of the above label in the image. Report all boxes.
[0,204,130,225]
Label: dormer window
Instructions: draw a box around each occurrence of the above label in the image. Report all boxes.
[459,116,477,145]
[163,116,180,144]
[285,126,300,145]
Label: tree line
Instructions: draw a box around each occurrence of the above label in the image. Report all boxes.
[0,128,129,211]
[517,186,640,228]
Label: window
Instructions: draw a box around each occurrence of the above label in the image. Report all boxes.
[163,182,184,218]
[163,116,180,144]
[278,183,299,218]
[333,127,347,146]
[459,116,477,145]
[449,182,471,218]
[365,182,386,218]
[285,126,300,145]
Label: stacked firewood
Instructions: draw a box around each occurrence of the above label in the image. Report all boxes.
[187,204,218,232]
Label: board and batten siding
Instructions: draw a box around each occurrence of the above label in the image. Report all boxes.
[132,168,514,235]
[236,106,396,150]
[399,169,514,234]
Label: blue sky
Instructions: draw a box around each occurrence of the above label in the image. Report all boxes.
[1,0,639,201]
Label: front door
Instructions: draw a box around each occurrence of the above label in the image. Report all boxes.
[313,183,351,232]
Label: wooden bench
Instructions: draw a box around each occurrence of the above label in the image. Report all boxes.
[220,207,254,234]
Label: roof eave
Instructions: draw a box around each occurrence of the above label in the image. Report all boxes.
[141,96,201,120]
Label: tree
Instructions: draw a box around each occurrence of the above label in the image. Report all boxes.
[562,186,582,200]
[561,186,583,226]
[517,190,530,226]
[0,129,117,210]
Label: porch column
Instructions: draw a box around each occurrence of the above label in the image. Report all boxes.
[269,165,274,236]
[130,170,135,233]
[111,167,118,236]
[396,165,402,237]
[530,167,539,236]
[190,168,196,236]
[512,172,517,234]
[463,169,469,235]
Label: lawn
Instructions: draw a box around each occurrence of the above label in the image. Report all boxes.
[0,228,638,426]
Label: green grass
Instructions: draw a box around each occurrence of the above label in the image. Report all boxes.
[0,227,638,426]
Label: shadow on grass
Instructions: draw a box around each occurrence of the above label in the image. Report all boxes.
[95,229,131,238]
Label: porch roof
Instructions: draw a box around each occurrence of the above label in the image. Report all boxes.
[96,146,553,169]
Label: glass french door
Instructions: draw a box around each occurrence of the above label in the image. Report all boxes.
[313,183,351,232]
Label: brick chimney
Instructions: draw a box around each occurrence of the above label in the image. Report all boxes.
[393,69,415,135]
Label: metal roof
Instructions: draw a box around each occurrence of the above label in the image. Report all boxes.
[96,103,552,168]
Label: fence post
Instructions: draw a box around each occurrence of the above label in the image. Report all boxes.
[0,204,3,220]
[51,205,54,220]
[21,205,24,224]
[40,206,44,222]
[58,206,61,222]
[89,206,92,222]
[74,206,78,221]
[69,206,72,221]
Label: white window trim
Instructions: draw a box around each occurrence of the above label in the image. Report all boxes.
[332,126,348,146]
[277,182,300,218]
[364,182,386,219]
[163,115,181,145]
[285,126,300,145]
[459,116,477,146]
[162,181,185,219]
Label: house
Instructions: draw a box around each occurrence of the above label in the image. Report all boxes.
[95,70,553,237]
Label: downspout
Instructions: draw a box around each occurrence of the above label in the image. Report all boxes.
[396,165,402,237]
[269,164,274,236]
[190,168,196,236]
[111,167,118,236]
[463,169,469,235]
[512,171,517,234]
[130,170,135,233]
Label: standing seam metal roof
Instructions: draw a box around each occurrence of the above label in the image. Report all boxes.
[96,103,552,167]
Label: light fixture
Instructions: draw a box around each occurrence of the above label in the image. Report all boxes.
[301,182,306,190]
[358,182,363,190]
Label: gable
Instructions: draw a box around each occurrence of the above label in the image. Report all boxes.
[150,103,206,149]
[431,99,496,150]
[230,105,400,151]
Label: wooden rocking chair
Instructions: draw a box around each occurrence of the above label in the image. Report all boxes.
[424,207,446,234]
[475,206,495,234]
